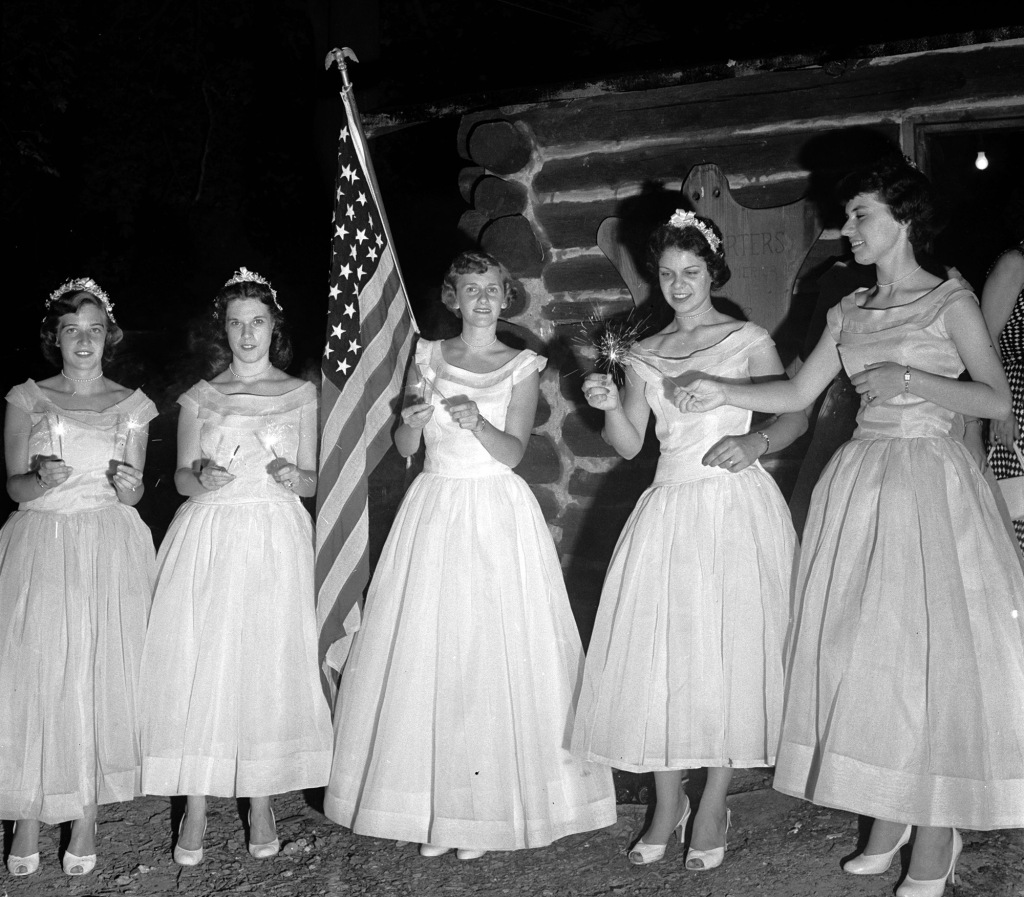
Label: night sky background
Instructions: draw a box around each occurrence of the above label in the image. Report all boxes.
[3,1,1020,411]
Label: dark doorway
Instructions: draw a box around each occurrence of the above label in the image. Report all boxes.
[922,122,1024,290]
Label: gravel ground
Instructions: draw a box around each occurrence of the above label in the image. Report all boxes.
[4,785,1022,897]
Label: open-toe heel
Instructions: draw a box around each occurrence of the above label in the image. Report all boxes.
[686,808,731,871]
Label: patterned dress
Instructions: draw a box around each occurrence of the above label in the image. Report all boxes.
[984,242,1024,548]
[774,280,1024,829]
[325,341,617,851]
[571,325,796,771]
[0,382,156,823]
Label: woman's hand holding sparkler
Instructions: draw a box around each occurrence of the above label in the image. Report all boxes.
[198,461,234,491]
[401,401,434,430]
[583,373,621,411]
[35,457,71,491]
[449,400,487,434]
[111,461,143,494]
[270,460,304,491]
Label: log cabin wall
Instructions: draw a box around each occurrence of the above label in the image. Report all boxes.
[444,38,1024,637]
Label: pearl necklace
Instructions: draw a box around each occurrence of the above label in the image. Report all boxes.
[62,370,103,384]
[876,265,922,287]
[61,370,103,395]
[230,361,272,380]
[460,332,497,349]
[677,301,713,319]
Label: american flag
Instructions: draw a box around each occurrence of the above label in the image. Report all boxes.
[315,66,417,696]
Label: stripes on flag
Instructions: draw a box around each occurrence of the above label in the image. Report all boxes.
[315,79,417,697]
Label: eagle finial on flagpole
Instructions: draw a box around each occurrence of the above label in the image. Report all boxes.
[325,47,359,89]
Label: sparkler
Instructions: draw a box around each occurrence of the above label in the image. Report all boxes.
[576,312,650,384]
[118,413,144,463]
[258,421,288,460]
[50,414,66,459]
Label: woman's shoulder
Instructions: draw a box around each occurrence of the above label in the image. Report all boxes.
[5,379,44,413]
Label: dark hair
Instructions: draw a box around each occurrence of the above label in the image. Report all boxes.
[837,156,944,252]
[440,250,516,312]
[40,290,123,367]
[646,214,731,290]
[204,278,293,375]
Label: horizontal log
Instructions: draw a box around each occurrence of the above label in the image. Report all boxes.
[535,178,813,250]
[473,175,528,218]
[542,254,632,294]
[457,209,488,243]
[533,124,899,195]
[480,215,544,277]
[458,166,486,202]
[460,42,1024,148]
[464,120,532,174]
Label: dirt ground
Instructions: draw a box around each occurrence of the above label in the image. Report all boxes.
[4,782,1022,897]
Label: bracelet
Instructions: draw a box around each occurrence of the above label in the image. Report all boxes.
[756,431,770,455]
[903,365,912,394]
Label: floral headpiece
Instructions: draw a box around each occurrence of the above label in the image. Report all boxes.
[47,276,116,323]
[667,210,722,253]
[222,267,282,310]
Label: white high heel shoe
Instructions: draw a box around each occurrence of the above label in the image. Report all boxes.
[173,814,207,866]
[6,821,40,876]
[628,786,691,865]
[843,823,912,874]
[62,821,97,876]
[419,843,452,857]
[685,808,731,871]
[895,829,962,897]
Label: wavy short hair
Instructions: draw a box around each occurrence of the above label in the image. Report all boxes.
[204,278,293,375]
[440,251,516,312]
[837,156,945,253]
[40,290,123,367]
[646,215,731,290]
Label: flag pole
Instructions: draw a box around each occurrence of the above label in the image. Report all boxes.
[326,47,419,334]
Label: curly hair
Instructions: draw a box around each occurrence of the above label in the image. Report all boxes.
[646,214,731,291]
[40,289,123,367]
[837,156,945,253]
[203,278,293,376]
[440,251,516,312]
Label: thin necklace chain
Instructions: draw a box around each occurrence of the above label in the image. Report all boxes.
[230,361,272,380]
[877,265,922,287]
[460,332,497,349]
[62,370,103,383]
[677,301,714,319]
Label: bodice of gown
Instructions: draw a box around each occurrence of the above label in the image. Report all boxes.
[7,380,158,513]
[415,340,546,478]
[625,324,771,486]
[828,280,971,441]
[183,380,316,505]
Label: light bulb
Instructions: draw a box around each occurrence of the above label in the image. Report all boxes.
[975,150,989,170]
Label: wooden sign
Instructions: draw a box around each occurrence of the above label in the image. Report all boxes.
[684,163,822,336]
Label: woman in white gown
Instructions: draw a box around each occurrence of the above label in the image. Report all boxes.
[573,213,805,870]
[0,278,155,877]
[325,251,616,860]
[138,268,332,865]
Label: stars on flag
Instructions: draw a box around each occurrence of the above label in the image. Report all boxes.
[324,138,389,388]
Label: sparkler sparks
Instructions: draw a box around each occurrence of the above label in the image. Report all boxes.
[576,312,649,384]
[258,421,288,459]
[49,414,66,459]
[118,413,144,463]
